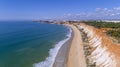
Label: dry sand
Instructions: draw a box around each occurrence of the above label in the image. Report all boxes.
[66,24,86,67]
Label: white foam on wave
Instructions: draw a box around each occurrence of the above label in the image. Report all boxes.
[33,26,72,67]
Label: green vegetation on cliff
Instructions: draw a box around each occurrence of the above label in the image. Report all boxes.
[85,21,120,43]
[85,21,120,28]
[107,29,120,43]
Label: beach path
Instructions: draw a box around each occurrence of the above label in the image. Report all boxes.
[67,24,86,67]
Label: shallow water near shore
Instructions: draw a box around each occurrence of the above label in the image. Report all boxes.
[0,21,70,67]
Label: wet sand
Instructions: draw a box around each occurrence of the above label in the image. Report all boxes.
[53,25,74,67]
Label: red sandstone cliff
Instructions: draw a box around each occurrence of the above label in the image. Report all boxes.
[77,23,120,67]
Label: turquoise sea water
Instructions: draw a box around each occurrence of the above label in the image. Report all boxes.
[0,21,70,67]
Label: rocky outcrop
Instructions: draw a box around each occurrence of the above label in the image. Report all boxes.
[77,23,120,67]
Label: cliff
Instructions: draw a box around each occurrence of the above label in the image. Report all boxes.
[77,23,120,67]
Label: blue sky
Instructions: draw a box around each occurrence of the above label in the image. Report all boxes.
[0,0,120,20]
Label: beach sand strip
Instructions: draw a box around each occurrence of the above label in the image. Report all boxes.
[66,24,86,67]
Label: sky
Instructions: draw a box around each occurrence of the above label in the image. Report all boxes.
[0,0,120,20]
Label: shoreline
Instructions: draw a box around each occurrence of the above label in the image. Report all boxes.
[33,24,72,67]
[53,25,74,67]
[53,24,86,67]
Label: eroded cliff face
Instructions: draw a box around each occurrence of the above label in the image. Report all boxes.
[77,23,120,67]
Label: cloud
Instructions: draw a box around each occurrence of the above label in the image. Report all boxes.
[113,7,120,10]
[62,6,120,20]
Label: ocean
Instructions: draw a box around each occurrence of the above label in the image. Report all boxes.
[0,21,71,67]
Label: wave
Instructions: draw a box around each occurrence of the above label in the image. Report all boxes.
[33,26,72,67]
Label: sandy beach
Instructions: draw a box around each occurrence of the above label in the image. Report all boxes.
[53,25,73,67]
[53,24,86,67]
[66,24,86,67]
